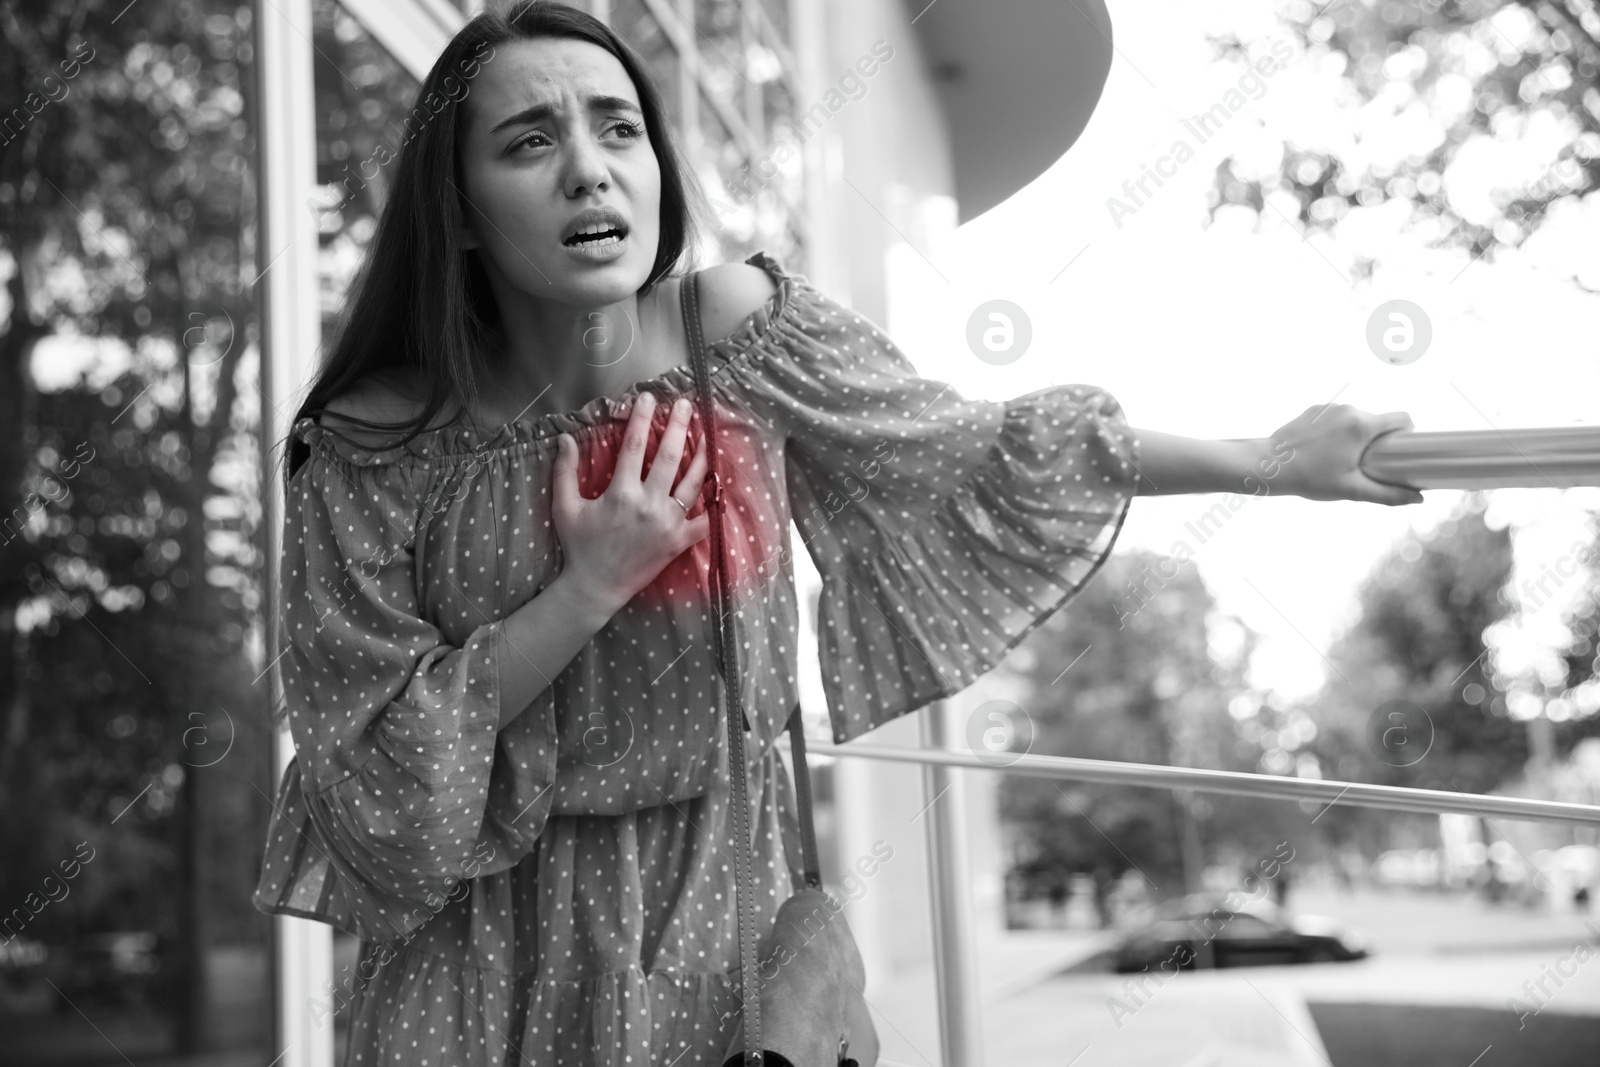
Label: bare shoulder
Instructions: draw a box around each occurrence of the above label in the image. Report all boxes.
[319,368,436,447]
[695,261,779,344]
[645,262,778,365]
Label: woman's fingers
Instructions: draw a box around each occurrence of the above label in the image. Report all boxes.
[644,396,692,493]
[674,423,710,517]
[588,390,714,530]
[612,390,656,485]
[1350,473,1425,506]
[1361,410,1415,441]
[1276,404,1425,505]
[550,433,581,517]
[1352,410,1423,505]
[679,512,711,545]
[661,427,711,553]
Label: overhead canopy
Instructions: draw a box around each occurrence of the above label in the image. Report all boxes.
[907,0,1113,224]
[336,0,1116,227]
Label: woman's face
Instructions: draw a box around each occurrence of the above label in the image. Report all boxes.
[456,36,661,308]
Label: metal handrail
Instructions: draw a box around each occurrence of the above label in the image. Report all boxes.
[824,705,1600,1067]
[864,424,1600,1066]
[1356,425,1600,489]
[810,741,1600,826]
[827,411,1600,1065]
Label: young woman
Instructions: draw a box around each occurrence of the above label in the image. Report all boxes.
[252,3,1423,1064]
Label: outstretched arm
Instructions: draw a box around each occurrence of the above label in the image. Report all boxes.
[1129,404,1424,506]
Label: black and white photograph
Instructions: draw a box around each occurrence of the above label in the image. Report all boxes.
[0,0,1597,1064]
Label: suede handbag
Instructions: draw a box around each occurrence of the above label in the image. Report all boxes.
[680,268,880,1067]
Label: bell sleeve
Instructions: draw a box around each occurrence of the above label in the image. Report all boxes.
[725,260,1141,743]
[252,430,552,942]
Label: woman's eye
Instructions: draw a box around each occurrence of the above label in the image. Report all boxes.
[508,130,550,152]
[507,121,642,154]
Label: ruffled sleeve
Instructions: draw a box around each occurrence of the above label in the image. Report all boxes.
[726,258,1141,743]
[252,426,552,942]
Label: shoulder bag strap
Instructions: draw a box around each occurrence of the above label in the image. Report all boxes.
[683,269,762,1066]
[682,270,825,1067]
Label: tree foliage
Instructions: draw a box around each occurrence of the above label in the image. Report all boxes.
[1304,496,1522,836]
[1208,0,1600,283]
[0,0,268,1046]
[1539,510,1600,752]
[998,549,1260,897]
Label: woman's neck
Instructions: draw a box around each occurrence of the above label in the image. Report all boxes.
[472,279,682,428]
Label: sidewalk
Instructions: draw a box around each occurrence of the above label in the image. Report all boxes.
[866,926,1116,1067]
[866,926,1333,1067]
[864,888,1600,1067]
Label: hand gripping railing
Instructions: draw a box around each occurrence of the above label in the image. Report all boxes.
[812,425,1600,1067]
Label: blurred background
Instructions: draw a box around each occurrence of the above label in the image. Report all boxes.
[1,0,1597,1064]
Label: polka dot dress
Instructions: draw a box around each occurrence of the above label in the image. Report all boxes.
[252,250,1141,1065]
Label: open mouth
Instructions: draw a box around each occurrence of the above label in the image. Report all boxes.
[563,224,628,248]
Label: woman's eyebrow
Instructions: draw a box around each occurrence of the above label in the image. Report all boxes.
[489,95,642,134]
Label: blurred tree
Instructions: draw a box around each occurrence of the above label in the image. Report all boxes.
[1537,509,1600,752]
[1302,495,1521,838]
[1207,0,1600,283]
[0,0,269,1053]
[997,547,1257,901]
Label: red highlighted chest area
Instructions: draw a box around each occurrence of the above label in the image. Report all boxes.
[559,399,793,611]
[414,397,796,651]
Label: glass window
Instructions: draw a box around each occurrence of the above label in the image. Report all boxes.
[0,5,271,1062]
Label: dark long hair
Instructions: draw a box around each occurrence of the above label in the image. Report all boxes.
[281,0,710,481]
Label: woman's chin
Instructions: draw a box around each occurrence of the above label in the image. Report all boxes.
[553,240,655,299]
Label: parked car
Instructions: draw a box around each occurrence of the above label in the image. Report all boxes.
[1112,895,1371,972]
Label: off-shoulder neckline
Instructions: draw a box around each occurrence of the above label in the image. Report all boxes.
[295,249,804,466]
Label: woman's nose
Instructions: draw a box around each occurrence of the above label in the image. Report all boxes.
[564,136,612,197]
